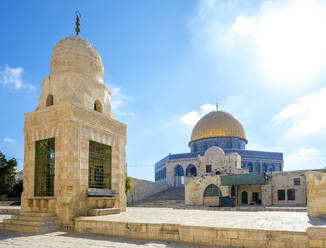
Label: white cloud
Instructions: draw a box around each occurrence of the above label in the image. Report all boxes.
[284,148,325,171]
[273,86,326,138]
[3,137,15,143]
[191,0,326,89]
[180,103,215,126]
[0,65,35,90]
[109,86,123,110]
[105,82,136,119]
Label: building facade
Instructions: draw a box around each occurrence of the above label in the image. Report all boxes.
[155,106,283,186]
[15,33,126,229]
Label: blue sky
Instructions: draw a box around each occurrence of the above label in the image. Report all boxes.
[1,0,326,181]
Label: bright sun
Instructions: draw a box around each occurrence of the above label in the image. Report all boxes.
[232,1,326,89]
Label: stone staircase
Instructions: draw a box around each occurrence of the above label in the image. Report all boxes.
[131,187,185,208]
[3,212,60,233]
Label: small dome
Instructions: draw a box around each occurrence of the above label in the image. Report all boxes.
[50,35,104,83]
[205,146,225,156]
[190,110,247,144]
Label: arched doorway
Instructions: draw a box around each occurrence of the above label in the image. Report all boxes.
[203,184,221,206]
[174,165,184,187]
[242,191,248,204]
[186,164,197,177]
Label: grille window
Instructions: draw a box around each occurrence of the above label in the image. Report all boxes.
[34,138,55,196]
[294,178,300,185]
[88,140,112,189]
[204,184,220,196]
[278,189,285,200]
[206,164,212,173]
[287,189,295,200]
[252,192,259,202]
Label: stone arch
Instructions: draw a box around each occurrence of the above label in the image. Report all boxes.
[94,100,103,113]
[186,164,197,177]
[203,184,221,207]
[174,165,184,176]
[174,165,184,187]
[46,94,54,107]
[204,184,221,197]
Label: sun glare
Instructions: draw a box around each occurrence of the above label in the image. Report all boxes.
[254,1,326,87]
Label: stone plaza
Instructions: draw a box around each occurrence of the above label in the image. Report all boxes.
[1,17,326,248]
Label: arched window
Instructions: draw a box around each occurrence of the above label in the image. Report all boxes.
[174,165,184,176]
[263,164,268,172]
[271,164,275,171]
[46,95,54,107]
[186,164,197,177]
[256,163,261,172]
[94,100,103,113]
[248,162,253,173]
[204,184,221,197]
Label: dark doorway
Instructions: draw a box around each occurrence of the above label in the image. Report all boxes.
[242,191,248,204]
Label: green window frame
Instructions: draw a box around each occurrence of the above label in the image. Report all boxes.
[204,184,220,197]
[88,140,112,189]
[34,138,55,196]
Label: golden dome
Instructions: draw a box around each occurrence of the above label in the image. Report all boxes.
[50,35,104,83]
[190,109,247,144]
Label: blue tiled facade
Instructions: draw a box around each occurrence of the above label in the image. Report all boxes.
[155,137,283,182]
[190,137,246,152]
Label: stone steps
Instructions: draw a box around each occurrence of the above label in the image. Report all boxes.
[87,208,120,216]
[3,223,59,233]
[4,218,60,227]
[11,215,57,222]
[131,187,185,208]
[2,212,60,233]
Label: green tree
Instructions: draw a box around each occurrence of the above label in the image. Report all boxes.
[322,167,326,173]
[0,151,17,196]
[125,173,132,193]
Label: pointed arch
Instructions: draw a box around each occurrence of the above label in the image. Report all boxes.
[186,164,197,177]
[46,95,54,107]
[94,100,103,113]
[204,184,221,197]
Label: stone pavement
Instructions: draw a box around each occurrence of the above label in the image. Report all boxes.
[80,207,326,232]
[0,229,212,248]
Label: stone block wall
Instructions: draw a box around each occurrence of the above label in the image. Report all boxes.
[271,171,307,206]
[75,218,311,248]
[127,178,170,204]
[21,102,126,225]
[185,175,229,205]
[307,171,326,217]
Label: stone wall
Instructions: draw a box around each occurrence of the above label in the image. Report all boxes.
[75,218,311,248]
[237,185,261,205]
[166,146,245,187]
[21,102,127,225]
[185,175,229,206]
[307,171,326,217]
[127,178,170,204]
[271,171,307,206]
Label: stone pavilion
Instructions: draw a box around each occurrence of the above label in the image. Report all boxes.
[3,33,127,231]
